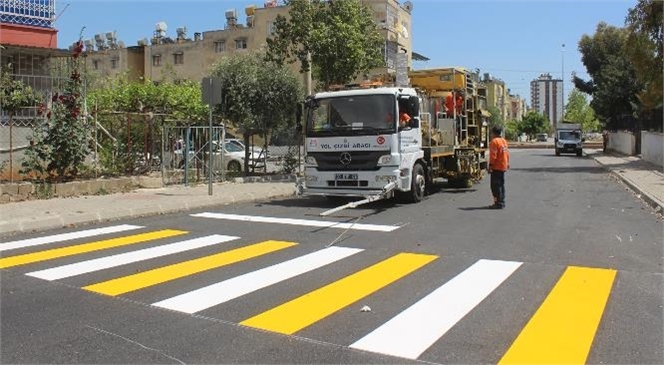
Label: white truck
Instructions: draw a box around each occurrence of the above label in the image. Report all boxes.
[296,68,490,214]
[555,122,584,156]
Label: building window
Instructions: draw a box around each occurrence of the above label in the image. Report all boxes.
[235,39,247,50]
[214,41,226,53]
[173,52,184,65]
[92,60,99,70]
[267,21,276,36]
[152,55,161,67]
[110,59,118,69]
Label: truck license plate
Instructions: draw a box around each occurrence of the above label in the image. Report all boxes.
[335,173,358,180]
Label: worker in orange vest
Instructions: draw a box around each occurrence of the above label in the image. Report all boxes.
[488,125,510,209]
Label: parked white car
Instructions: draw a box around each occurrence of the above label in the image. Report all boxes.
[212,141,265,172]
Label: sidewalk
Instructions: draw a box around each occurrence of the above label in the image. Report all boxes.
[1,150,662,238]
[1,180,297,237]
[586,149,664,214]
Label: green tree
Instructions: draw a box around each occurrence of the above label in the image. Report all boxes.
[625,0,663,130]
[1,65,40,181]
[210,50,303,173]
[520,111,549,139]
[487,106,503,127]
[265,0,385,90]
[564,88,600,132]
[573,22,643,129]
[87,75,209,175]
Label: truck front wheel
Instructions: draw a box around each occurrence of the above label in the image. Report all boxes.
[400,163,425,203]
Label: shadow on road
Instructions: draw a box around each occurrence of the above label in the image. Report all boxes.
[510,165,606,174]
[458,205,497,211]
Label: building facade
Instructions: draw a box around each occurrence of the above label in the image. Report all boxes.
[530,73,562,127]
[482,74,509,121]
[83,0,413,91]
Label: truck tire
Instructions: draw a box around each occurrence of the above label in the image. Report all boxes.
[448,178,473,188]
[576,149,583,157]
[400,163,425,203]
[555,148,560,156]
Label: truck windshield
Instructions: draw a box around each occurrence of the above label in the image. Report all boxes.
[559,131,581,140]
[306,94,396,137]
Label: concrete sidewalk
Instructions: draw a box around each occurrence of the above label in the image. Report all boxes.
[1,150,662,238]
[586,149,664,214]
[1,181,297,237]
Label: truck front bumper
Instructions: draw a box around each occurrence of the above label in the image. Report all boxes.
[301,166,404,197]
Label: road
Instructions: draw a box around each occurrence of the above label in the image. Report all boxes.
[1,149,662,364]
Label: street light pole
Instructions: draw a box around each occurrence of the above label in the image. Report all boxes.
[561,43,565,125]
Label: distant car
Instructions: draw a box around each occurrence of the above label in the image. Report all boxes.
[536,133,548,142]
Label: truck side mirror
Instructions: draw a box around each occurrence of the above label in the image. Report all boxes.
[409,96,420,116]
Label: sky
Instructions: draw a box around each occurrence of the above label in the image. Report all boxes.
[54,0,636,102]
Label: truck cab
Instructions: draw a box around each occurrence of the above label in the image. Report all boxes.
[300,86,426,203]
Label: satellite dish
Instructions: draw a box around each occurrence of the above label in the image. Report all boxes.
[156,21,168,32]
[404,1,413,13]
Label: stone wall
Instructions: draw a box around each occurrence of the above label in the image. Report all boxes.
[0,176,163,203]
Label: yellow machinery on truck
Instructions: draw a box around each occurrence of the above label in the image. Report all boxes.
[409,67,491,187]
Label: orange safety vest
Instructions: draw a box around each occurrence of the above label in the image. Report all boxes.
[490,137,510,171]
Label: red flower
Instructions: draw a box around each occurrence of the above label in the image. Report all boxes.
[72,41,84,59]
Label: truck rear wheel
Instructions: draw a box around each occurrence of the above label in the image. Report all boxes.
[400,163,425,203]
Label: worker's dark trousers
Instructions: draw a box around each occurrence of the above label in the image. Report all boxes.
[490,170,506,207]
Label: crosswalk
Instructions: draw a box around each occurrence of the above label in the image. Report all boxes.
[0,222,618,363]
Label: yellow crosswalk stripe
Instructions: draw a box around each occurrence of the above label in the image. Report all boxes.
[240,252,438,335]
[84,240,297,296]
[0,230,187,269]
[499,266,617,365]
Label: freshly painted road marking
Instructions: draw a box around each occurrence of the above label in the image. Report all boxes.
[191,212,400,232]
[153,246,363,313]
[240,252,437,335]
[499,266,617,365]
[0,230,187,269]
[26,234,239,280]
[0,225,143,252]
[84,240,297,296]
[350,259,523,359]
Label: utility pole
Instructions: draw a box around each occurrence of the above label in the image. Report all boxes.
[561,43,565,127]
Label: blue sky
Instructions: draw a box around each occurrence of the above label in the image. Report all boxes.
[55,0,635,102]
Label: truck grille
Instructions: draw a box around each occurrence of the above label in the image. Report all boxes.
[310,151,383,171]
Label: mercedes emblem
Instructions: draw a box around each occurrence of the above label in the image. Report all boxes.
[339,152,352,165]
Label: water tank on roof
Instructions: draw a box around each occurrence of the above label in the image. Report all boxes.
[225,9,237,19]
[245,5,256,16]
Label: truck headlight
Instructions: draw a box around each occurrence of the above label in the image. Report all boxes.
[377,154,392,165]
[305,155,317,166]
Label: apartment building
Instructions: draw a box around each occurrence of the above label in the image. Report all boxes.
[530,73,562,127]
[84,0,414,90]
[482,73,509,121]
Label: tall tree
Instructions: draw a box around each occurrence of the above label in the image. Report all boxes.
[265,0,385,90]
[625,0,663,130]
[520,111,549,138]
[573,22,643,129]
[210,50,302,173]
[487,106,503,127]
[564,88,600,132]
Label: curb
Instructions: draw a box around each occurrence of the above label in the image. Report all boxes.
[591,154,664,213]
[0,183,298,237]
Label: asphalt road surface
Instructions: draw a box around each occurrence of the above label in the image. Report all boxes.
[2,149,662,364]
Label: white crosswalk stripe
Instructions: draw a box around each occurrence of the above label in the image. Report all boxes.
[26,234,239,280]
[0,225,143,252]
[350,259,523,359]
[191,212,400,232]
[152,246,362,313]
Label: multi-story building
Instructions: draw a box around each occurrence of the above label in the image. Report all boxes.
[84,0,414,91]
[507,93,526,122]
[482,73,509,121]
[530,73,562,127]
